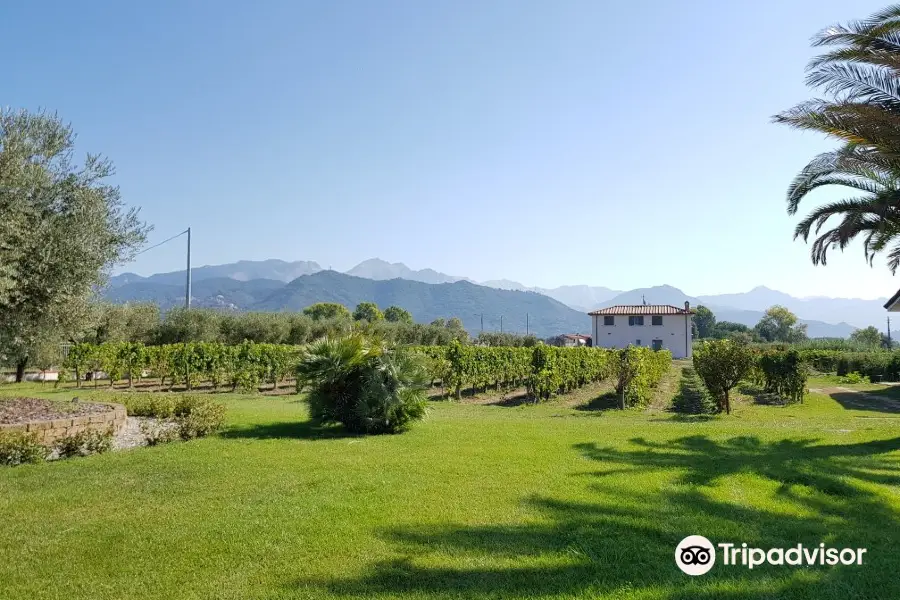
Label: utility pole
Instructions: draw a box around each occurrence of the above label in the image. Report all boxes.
[185,226,192,309]
[526,313,529,336]
[500,315,503,333]
[889,316,893,348]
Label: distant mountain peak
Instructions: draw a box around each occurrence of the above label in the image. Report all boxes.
[346,258,467,285]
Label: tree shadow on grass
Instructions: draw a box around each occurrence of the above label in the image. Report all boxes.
[829,389,900,414]
[291,434,900,599]
[573,391,619,412]
[737,383,793,407]
[222,419,359,441]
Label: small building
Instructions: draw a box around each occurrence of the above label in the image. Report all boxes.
[588,302,695,359]
[559,334,591,347]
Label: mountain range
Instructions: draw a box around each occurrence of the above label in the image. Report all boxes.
[106,271,590,337]
[106,258,894,338]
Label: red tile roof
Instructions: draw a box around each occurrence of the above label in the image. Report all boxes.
[588,305,695,316]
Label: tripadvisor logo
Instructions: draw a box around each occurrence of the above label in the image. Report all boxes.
[675,536,868,576]
[676,535,716,575]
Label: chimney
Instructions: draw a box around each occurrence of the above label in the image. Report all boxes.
[685,301,690,312]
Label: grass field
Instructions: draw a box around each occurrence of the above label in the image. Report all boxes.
[1,375,899,599]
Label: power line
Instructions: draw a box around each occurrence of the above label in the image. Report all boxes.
[134,229,189,256]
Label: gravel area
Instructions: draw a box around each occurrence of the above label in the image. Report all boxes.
[113,417,178,451]
[0,397,114,424]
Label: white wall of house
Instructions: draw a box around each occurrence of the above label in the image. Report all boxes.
[591,314,692,359]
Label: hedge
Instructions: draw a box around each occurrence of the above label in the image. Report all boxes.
[795,349,900,381]
[64,341,302,392]
[413,343,670,404]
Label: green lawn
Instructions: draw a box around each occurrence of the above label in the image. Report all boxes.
[1,377,899,599]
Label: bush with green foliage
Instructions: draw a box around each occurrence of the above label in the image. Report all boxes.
[297,335,428,434]
[0,431,48,466]
[353,302,384,322]
[139,420,178,446]
[68,341,303,392]
[612,346,672,408]
[303,302,352,321]
[111,393,226,441]
[440,341,533,399]
[383,306,413,324]
[55,427,114,458]
[795,349,900,381]
[839,372,870,385]
[672,367,717,414]
[476,332,539,347]
[414,343,657,405]
[174,402,227,440]
[758,349,807,404]
[693,339,755,414]
[64,343,95,388]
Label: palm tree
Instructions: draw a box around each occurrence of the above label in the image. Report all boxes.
[775,5,900,272]
[296,334,428,434]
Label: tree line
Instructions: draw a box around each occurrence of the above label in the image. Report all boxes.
[693,304,890,348]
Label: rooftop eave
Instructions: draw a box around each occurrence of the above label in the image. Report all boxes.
[885,287,900,311]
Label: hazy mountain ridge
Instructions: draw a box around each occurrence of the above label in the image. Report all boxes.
[107,271,590,338]
[109,258,893,336]
[110,259,321,287]
[696,286,888,331]
[346,258,470,285]
[602,285,858,339]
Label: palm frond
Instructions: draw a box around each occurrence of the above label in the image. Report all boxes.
[808,47,900,73]
[885,240,900,272]
[793,197,886,241]
[775,99,900,152]
[806,63,900,107]
[781,6,900,272]
[859,4,900,27]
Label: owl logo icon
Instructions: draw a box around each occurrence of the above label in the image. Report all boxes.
[675,536,716,575]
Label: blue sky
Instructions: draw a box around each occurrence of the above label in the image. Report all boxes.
[4,0,897,299]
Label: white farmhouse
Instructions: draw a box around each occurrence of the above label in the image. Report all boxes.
[588,302,695,359]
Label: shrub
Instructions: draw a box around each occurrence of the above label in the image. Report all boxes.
[114,394,179,418]
[175,401,227,440]
[529,344,561,401]
[612,347,672,408]
[840,371,870,385]
[693,339,755,414]
[0,431,48,466]
[112,393,226,442]
[758,350,807,404]
[672,367,717,414]
[297,335,428,434]
[139,420,178,446]
[55,427,114,458]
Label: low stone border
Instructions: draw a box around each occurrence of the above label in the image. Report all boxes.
[0,404,127,444]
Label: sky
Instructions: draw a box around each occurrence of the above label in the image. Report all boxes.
[3,0,897,300]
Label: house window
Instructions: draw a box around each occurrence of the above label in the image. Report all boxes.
[636,339,642,346]
[652,339,663,351]
[628,316,644,326]
[603,316,614,326]
[652,316,663,326]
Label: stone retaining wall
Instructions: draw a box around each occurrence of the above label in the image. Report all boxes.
[0,404,127,444]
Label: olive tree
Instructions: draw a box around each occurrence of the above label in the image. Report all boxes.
[353,302,383,322]
[303,302,351,321]
[850,326,882,348]
[384,305,413,324]
[0,109,149,380]
[754,306,807,343]
[693,305,717,339]
[692,339,754,415]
